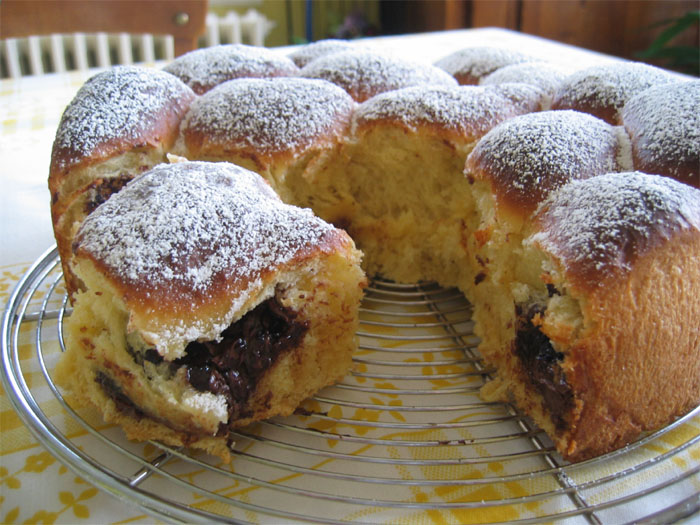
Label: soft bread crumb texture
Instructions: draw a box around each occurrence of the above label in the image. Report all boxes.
[49,44,700,463]
[57,162,365,462]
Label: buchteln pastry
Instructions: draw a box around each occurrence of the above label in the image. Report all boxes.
[434,46,535,85]
[480,61,570,98]
[49,41,700,462]
[479,172,700,461]
[550,62,680,124]
[621,80,700,187]
[300,50,457,102]
[287,38,359,68]
[49,66,196,296]
[162,43,300,95]
[55,161,366,461]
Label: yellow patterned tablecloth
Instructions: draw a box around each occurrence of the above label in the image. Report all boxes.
[1,29,698,524]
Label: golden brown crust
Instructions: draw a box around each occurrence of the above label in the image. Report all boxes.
[178,77,355,173]
[621,80,700,188]
[559,229,700,461]
[48,67,194,202]
[162,44,300,95]
[466,111,624,224]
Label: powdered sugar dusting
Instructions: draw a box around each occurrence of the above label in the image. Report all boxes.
[163,44,299,94]
[552,62,679,123]
[288,39,360,68]
[467,110,621,211]
[621,80,700,184]
[76,161,338,357]
[77,161,335,295]
[480,61,569,97]
[435,47,534,84]
[614,126,634,172]
[353,84,544,140]
[182,77,355,155]
[52,66,194,172]
[490,83,548,112]
[300,50,457,102]
[531,172,700,285]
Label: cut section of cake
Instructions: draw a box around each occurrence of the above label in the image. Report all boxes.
[55,161,366,461]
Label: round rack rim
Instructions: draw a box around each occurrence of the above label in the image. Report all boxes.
[1,246,699,524]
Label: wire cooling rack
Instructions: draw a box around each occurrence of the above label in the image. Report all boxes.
[2,246,699,524]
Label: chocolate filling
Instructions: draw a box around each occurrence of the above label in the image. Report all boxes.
[175,294,308,424]
[513,304,573,431]
[84,174,133,214]
[546,283,560,297]
[95,371,145,419]
[104,294,307,434]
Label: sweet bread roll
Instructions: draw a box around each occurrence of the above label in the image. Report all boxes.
[483,172,700,461]
[55,161,366,461]
[480,61,570,98]
[435,46,534,85]
[163,44,300,95]
[550,62,680,124]
[466,110,628,226]
[299,83,548,286]
[49,43,700,463]
[300,50,457,102]
[621,80,700,188]
[288,38,359,68]
[175,77,355,201]
[462,111,631,425]
[49,66,195,296]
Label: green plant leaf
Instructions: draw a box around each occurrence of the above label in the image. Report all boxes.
[637,10,700,58]
[641,46,700,72]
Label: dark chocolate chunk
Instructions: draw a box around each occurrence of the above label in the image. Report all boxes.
[546,284,560,297]
[144,349,163,364]
[95,371,145,419]
[173,292,309,424]
[84,174,134,214]
[513,304,573,431]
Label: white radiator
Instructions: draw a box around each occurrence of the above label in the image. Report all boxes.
[0,9,275,78]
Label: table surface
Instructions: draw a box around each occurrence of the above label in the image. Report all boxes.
[1,28,698,524]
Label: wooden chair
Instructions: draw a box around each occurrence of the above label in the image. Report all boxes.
[0,0,208,58]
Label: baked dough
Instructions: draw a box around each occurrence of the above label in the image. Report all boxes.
[55,161,365,461]
[49,42,700,461]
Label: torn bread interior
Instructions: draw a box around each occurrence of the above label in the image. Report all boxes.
[55,161,366,461]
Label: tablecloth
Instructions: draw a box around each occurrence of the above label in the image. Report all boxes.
[1,28,698,524]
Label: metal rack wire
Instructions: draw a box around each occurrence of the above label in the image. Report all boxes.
[2,246,699,524]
